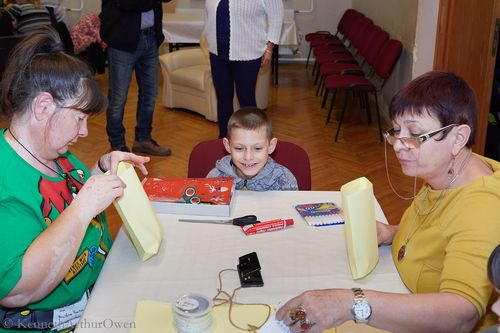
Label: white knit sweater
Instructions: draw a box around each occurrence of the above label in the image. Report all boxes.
[204,0,284,61]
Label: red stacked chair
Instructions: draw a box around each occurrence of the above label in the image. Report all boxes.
[317,26,389,101]
[305,9,362,68]
[322,39,403,142]
[305,31,332,42]
[311,16,373,80]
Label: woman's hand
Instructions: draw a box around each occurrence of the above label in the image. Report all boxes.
[275,289,352,333]
[376,221,398,246]
[261,42,274,67]
[96,151,150,176]
[72,174,125,220]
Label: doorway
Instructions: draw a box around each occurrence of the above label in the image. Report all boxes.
[486,30,500,160]
[434,0,500,155]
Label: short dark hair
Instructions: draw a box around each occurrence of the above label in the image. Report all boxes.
[488,244,500,290]
[227,107,272,140]
[388,71,477,147]
[0,26,106,122]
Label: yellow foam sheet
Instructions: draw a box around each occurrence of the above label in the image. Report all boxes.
[131,300,337,333]
[112,162,163,261]
[340,177,378,280]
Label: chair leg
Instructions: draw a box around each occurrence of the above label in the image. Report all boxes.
[312,61,318,77]
[358,91,365,109]
[321,88,329,109]
[316,75,324,96]
[373,91,383,142]
[364,92,372,124]
[314,67,321,85]
[319,77,326,97]
[335,90,349,142]
[306,47,312,68]
[326,89,337,124]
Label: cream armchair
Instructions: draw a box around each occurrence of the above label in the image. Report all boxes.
[159,45,271,122]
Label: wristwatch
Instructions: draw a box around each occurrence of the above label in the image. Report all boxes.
[351,288,372,324]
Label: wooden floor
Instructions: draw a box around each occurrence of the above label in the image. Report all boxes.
[3,63,419,238]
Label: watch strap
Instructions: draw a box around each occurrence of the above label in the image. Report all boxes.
[351,287,371,324]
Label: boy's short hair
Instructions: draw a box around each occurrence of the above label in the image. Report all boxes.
[227,107,272,140]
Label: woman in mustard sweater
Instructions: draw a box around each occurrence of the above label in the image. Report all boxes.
[276,71,500,333]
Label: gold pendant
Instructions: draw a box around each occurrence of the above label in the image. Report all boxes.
[398,245,406,262]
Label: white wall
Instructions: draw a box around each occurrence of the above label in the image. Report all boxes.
[285,0,352,59]
[60,0,101,27]
[351,0,419,118]
[412,0,438,78]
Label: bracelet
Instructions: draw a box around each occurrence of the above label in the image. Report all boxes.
[97,158,107,173]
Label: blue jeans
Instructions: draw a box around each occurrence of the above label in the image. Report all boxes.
[106,32,159,147]
[209,52,261,138]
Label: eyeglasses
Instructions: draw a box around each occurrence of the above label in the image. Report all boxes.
[384,123,458,149]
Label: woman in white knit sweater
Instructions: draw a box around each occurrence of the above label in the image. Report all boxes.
[204,0,284,138]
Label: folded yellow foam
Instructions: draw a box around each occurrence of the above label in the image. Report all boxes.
[341,177,378,279]
[113,162,163,261]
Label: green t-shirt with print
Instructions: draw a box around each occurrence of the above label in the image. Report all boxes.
[0,129,113,332]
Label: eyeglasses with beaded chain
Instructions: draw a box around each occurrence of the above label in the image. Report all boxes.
[383,123,458,200]
[383,123,474,261]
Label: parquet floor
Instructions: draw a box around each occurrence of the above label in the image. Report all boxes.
[2,63,419,238]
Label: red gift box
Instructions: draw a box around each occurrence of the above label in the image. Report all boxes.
[142,177,235,216]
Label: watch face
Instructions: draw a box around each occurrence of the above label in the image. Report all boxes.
[353,301,372,319]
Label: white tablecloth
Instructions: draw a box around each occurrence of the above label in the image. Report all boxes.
[162,11,298,45]
[76,191,408,332]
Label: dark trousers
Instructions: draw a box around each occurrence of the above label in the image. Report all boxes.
[209,53,261,138]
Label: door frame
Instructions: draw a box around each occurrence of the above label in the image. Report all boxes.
[434,0,500,154]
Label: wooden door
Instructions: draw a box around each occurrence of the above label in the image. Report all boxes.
[434,0,500,154]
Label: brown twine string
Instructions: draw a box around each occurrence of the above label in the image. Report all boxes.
[212,269,271,333]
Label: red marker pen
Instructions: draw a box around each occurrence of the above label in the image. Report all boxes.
[241,218,294,235]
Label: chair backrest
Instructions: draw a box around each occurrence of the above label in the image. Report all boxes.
[338,9,364,38]
[363,27,390,67]
[188,139,312,190]
[372,39,403,80]
[0,35,24,75]
[348,17,373,51]
[342,12,367,44]
[336,9,359,36]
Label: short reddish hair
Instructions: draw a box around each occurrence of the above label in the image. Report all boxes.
[389,71,477,147]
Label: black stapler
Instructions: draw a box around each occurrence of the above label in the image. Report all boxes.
[237,252,264,287]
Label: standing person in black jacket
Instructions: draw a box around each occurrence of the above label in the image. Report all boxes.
[100,0,172,156]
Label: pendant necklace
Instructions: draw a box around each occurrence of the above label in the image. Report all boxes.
[397,150,473,262]
[397,187,446,261]
[7,128,79,196]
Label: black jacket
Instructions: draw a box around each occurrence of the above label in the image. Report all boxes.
[100,0,169,53]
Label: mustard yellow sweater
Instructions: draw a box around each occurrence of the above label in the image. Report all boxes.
[392,154,500,330]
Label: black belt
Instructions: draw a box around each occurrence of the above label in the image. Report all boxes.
[139,26,155,34]
[0,286,92,331]
[0,308,54,331]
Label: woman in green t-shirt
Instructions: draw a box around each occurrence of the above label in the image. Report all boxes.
[0,27,150,332]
